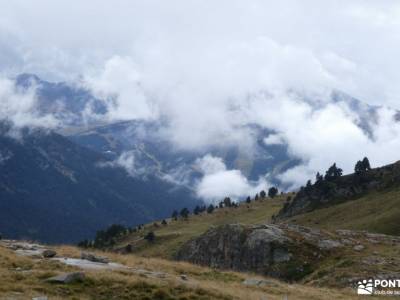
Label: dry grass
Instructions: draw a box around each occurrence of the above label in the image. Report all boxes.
[114,196,285,259]
[287,187,400,235]
[2,189,398,299]
[0,244,379,300]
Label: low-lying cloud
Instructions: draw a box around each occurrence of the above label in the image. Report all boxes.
[0,77,58,133]
[195,155,270,203]
[1,1,400,199]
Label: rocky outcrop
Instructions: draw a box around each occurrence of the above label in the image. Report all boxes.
[277,160,400,219]
[176,223,400,283]
[81,252,109,264]
[42,249,57,258]
[176,224,340,281]
[46,272,85,284]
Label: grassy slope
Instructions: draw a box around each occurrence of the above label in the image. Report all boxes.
[3,189,400,298]
[116,196,285,259]
[287,187,400,235]
[0,245,377,300]
[116,185,400,259]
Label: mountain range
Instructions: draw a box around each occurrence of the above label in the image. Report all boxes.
[0,73,392,243]
[0,123,197,243]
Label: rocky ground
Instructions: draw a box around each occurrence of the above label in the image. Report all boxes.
[0,238,376,299]
[0,239,191,283]
[176,223,400,287]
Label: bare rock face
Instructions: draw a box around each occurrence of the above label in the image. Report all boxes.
[176,223,400,284]
[46,272,85,284]
[81,252,109,264]
[176,224,330,281]
[242,278,276,287]
[42,249,57,258]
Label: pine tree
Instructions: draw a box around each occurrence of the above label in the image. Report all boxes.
[223,197,232,207]
[362,157,371,170]
[315,172,323,183]
[193,205,200,215]
[355,157,371,174]
[305,180,312,192]
[144,231,156,242]
[325,163,343,180]
[207,204,215,214]
[180,207,189,219]
[268,187,278,198]
[246,196,251,203]
[354,160,363,174]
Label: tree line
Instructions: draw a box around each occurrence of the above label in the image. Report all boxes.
[78,185,280,248]
[282,157,372,209]
[170,186,279,221]
[79,157,373,250]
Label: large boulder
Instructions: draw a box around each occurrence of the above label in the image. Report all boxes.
[81,252,109,264]
[46,272,85,284]
[176,224,328,280]
[42,249,57,258]
[176,224,340,281]
[176,223,400,285]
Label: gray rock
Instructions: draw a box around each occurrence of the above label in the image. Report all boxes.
[132,268,166,278]
[336,229,358,237]
[247,225,290,245]
[176,223,400,283]
[362,256,386,265]
[46,272,85,284]
[353,244,365,251]
[180,274,188,280]
[176,224,317,279]
[340,238,355,245]
[318,239,342,250]
[42,249,57,258]
[51,257,127,271]
[150,271,166,278]
[366,238,380,244]
[32,297,48,300]
[243,278,275,287]
[272,248,292,263]
[81,252,109,264]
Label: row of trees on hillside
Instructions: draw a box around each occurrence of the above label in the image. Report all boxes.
[79,182,282,249]
[78,224,128,248]
[81,158,373,250]
[170,186,279,221]
[293,157,372,200]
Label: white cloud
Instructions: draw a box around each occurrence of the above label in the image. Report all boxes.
[83,56,158,122]
[0,77,58,131]
[264,134,285,146]
[99,151,147,178]
[2,1,400,107]
[195,155,269,203]
[194,155,227,174]
[1,1,400,191]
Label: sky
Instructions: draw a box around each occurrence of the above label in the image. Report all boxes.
[1,1,400,201]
